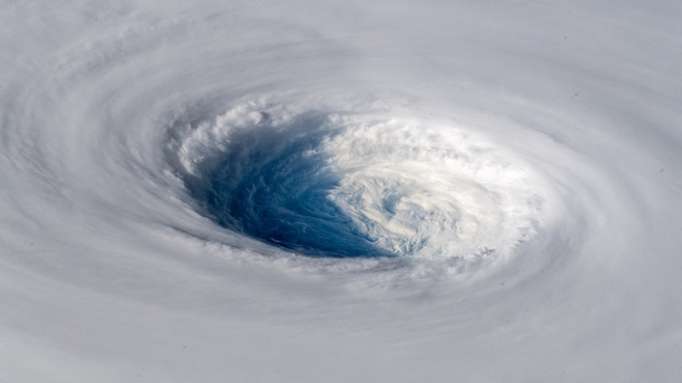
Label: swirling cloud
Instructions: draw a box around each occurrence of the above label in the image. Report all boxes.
[1,1,681,382]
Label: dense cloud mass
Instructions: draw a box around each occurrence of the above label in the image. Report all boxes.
[1,1,681,382]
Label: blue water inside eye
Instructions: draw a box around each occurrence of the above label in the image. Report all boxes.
[186,114,392,258]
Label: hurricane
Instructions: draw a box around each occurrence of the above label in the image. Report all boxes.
[2,1,681,382]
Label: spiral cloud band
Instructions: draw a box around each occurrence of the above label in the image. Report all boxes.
[1,1,681,382]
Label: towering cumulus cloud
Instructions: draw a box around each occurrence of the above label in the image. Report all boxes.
[1,1,681,382]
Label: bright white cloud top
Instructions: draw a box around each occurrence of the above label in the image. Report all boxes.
[1,1,681,382]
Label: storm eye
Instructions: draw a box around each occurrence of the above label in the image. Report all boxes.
[170,102,553,267]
